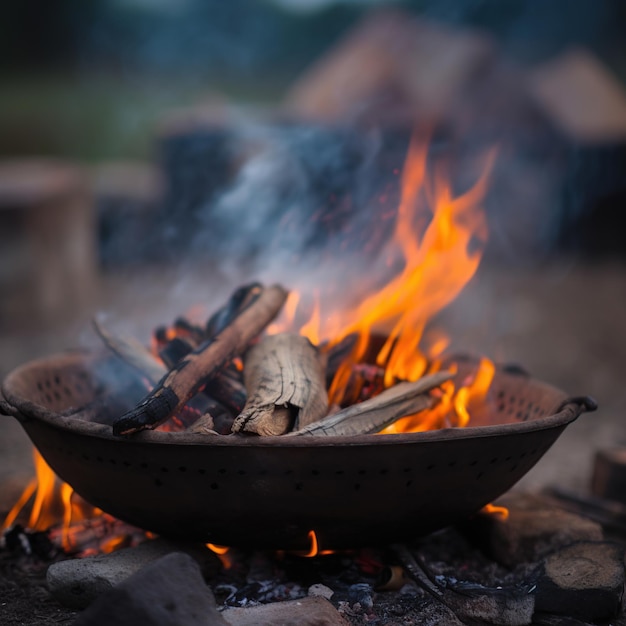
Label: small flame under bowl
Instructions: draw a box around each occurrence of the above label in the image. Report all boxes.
[0,351,593,550]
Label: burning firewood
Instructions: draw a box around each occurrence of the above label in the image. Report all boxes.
[341,363,385,406]
[204,367,247,415]
[187,413,219,436]
[95,289,251,432]
[205,282,263,339]
[159,335,247,417]
[94,319,238,432]
[323,332,358,384]
[171,316,206,344]
[112,284,289,435]
[155,316,247,415]
[289,370,452,436]
[158,336,196,369]
[232,333,328,436]
[92,318,165,385]
[154,285,259,414]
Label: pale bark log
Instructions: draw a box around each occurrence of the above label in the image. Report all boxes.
[188,413,218,435]
[232,333,328,436]
[290,370,452,436]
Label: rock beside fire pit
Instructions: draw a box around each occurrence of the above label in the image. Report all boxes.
[71,552,228,626]
[535,541,625,623]
[47,537,220,608]
[221,596,349,626]
[468,492,603,566]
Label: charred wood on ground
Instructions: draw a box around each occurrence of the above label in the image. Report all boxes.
[392,544,536,626]
[546,486,626,536]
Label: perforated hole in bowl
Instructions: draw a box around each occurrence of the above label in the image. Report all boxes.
[31,368,99,412]
[497,391,548,423]
[466,376,556,427]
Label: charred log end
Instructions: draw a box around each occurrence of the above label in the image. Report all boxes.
[112,388,180,436]
[159,337,196,369]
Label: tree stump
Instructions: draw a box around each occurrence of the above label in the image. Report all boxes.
[0,159,97,327]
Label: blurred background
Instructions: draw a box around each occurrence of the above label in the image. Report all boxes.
[1,0,626,504]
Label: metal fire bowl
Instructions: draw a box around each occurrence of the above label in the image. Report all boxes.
[0,351,594,551]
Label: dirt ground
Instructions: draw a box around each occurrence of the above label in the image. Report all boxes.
[0,259,625,624]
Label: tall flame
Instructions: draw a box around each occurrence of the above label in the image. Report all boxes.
[329,132,493,397]
[2,449,62,532]
[274,129,496,419]
[2,450,143,555]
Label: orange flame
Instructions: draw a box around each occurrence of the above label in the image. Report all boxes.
[2,478,36,531]
[206,543,233,569]
[206,542,230,554]
[28,449,61,531]
[267,129,497,430]
[2,450,139,555]
[263,129,496,430]
[481,503,509,520]
[300,530,334,557]
[2,449,82,533]
[453,357,496,427]
[325,133,494,401]
[60,481,74,551]
[303,529,319,557]
[299,292,321,345]
[267,291,300,335]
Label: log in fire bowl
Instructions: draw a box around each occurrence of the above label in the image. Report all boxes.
[0,351,595,551]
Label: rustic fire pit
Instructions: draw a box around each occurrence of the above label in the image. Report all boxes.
[0,350,595,550]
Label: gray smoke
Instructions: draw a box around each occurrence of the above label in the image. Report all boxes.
[189,122,391,296]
